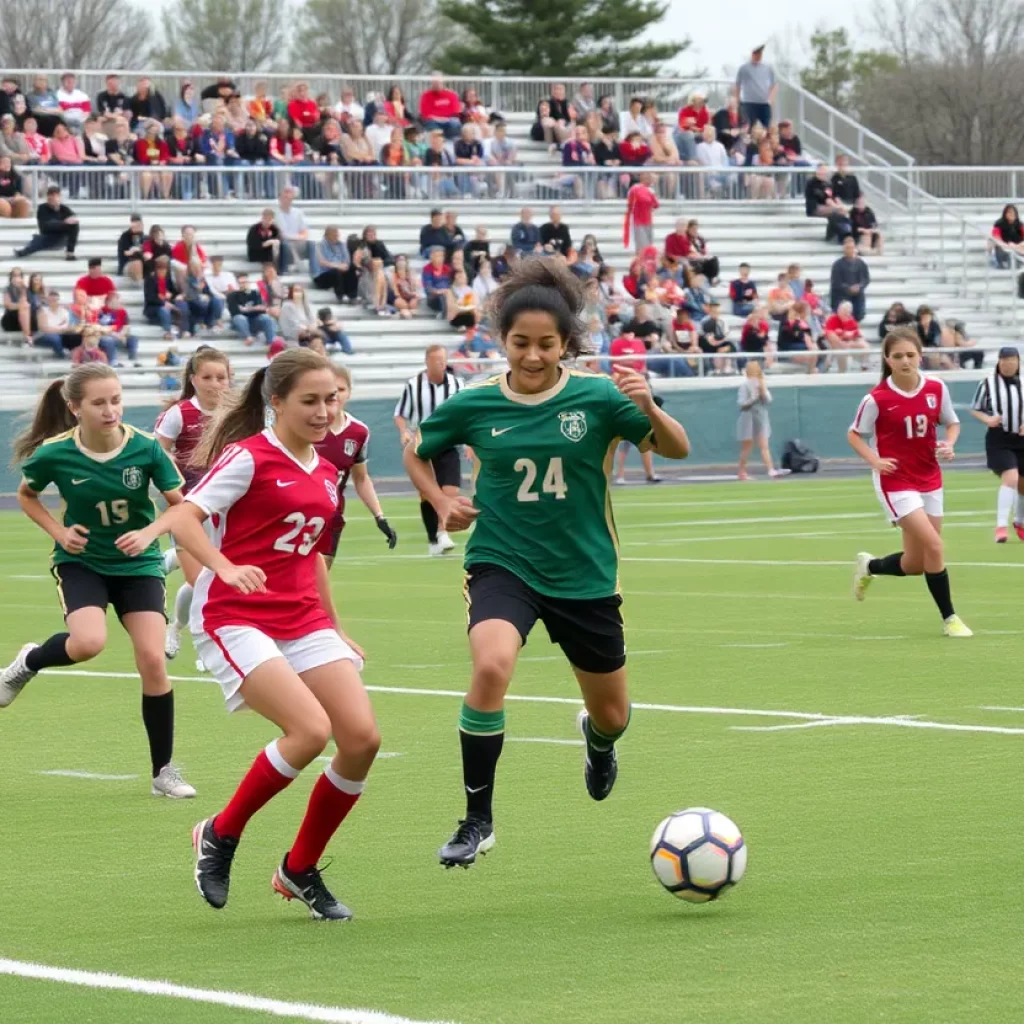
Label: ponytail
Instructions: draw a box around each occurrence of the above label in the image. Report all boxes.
[192,366,268,469]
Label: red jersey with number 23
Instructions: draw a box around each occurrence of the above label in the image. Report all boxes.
[850,375,958,494]
[186,429,338,639]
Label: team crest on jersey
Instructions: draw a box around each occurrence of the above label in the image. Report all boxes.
[325,480,338,506]
[122,466,144,489]
[926,394,937,409]
[343,438,358,457]
[558,410,588,442]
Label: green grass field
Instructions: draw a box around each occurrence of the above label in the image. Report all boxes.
[1,471,1022,1024]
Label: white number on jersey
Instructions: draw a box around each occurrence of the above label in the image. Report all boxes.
[904,414,929,438]
[514,457,568,502]
[96,499,129,526]
[273,512,327,555]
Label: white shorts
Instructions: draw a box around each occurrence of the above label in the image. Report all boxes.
[874,480,944,524]
[194,626,364,712]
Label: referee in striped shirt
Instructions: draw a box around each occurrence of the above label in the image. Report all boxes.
[970,345,1024,542]
[395,344,465,556]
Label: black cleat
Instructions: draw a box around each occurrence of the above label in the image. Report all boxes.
[192,817,238,910]
[439,817,495,868]
[272,855,353,921]
[577,710,619,801]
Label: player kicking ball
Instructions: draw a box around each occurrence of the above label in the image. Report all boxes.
[404,258,691,868]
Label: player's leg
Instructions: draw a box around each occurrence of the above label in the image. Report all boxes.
[1015,452,1024,539]
[996,466,1018,541]
[614,440,628,484]
[901,505,970,635]
[274,643,379,920]
[434,448,461,552]
[738,438,752,479]
[757,435,776,475]
[640,448,661,482]
[165,547,202,659]
[854,487,914,600]
[0,564,108,707]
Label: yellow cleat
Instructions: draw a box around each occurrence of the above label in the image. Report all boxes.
[853,552,873,602]
[942,615,973,638]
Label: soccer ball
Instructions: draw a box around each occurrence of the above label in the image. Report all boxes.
[650,807,747,903]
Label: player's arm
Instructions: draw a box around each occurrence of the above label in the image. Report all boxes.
[314,554,366,658]
[404,442,478,533]
[847,396,896,473]
[936,382,960,459]
[612,369,690,459]
[16,478,89,554]
[351,463,397,549]
[394,414,413,446]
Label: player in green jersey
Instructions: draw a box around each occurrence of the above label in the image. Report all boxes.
[0,364,196,798]
[404,258,691,867]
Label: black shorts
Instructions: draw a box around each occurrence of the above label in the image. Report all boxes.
[432,447,462,489]
[986,433,1024,476]
[465,562,625,675]
[52,562,167,621]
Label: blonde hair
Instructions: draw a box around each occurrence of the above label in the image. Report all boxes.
[744,360,764,379]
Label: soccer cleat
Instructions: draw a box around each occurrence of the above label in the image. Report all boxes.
[272,856,353,921]
[995,527,1008,544]
[853,552,874,602]
[437,531,456,553]
[163,547,180,575]
[577,710,619,802]
[613,475,626,485]
[153,763,196,799]
[428,541,445,557]
[439,817,495,868]
[192,817,238,909]
[194,657,208,675]
[943,615,973,638]
[1015,522,1024,542]
[0,643,38,708]
[164,621,181,660]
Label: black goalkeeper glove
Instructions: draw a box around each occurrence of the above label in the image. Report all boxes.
[375,515,398,549]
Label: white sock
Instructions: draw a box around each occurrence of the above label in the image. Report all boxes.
[163,547,179,574]
[998,485,1016,527]
[174,583,193,629]
[1015,492,1024,525]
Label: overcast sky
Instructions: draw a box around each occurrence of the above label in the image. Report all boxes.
[656,0,865,80]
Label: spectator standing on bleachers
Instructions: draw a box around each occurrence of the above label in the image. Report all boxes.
[129,78,169,129]
[14,185,78,260]
[246,208,282,269]
[76,258,116,304]
[228,271,277,345]
[830,236,870,321]
[97,290,140,366]
[419,72,463,140]
[540,206,572,256]
[56,73,91,130]
[730,263,758,316]
[623,172,659,254]
[805,164,852,242]
[313,226,351,300]
[275,187,311,272]
[990,204,1024,268]
[0,157,31,219]
[511,207,542,255]
[143,256,186,338]
[735,44,776,128]
[851,195,883,255]
[830,154,861,205]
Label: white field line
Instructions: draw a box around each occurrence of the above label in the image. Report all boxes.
[978,706,1024,713]
[40,670,1024,737]
[0,958,456,1024]
[719,643,791,649]
[39,770,139,781]
[507,737,585,746]
[620,557,1024,570]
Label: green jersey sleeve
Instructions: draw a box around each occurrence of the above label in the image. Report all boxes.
[150,436,185,493]
[606,379,654,448]
[21,444,55,494]
[415,393,471,460]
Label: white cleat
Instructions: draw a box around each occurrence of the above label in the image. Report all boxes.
[428,541,445,557]
[152,763,197,799]
[163,547,180,575]
[194,657,208,675]
[853,552,873,602]
[0,643,38,708]
[942,615,973,638]
[437,531,456,552]
[164,621,181,660]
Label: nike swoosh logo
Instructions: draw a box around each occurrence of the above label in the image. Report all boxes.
[491,426,519,437]
[465,784,489,794]
[276,480,297,488]
[71,478,89,485]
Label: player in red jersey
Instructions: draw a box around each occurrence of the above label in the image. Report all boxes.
[848,328,972,637]
[314,365,396,568]
[133,349,380,920]
[155,347,232,660]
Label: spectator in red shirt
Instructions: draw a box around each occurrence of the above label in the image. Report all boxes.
[418,72,462,140]
[97,290,139,365]
[740,306,774,365]
[170,224,207,284]
[134,120,173,199]
[287,81,320,142]
[619,131,652,171]
[671,218,719,284]
[75,258,116,303]
[677,91,710,136]
[623,171,659,253]
[823,300,870,372]
[609,328,647,373]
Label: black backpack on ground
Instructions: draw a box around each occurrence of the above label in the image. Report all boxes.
[781,439,820,474]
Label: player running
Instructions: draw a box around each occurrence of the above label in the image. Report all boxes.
[848,327,972,637]
[314,364,397,568]
[134,348,380,920]
[155,346,231,660]
[403,258,691,868]
[0,364,196,798]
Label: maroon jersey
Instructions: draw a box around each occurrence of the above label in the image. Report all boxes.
[155,397,213,492]
[314,413,369,525]
[851,375,958,493]
[186,429,339,639]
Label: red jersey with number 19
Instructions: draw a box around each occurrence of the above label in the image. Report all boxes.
[850,375,958,493]
[186,429,339,639]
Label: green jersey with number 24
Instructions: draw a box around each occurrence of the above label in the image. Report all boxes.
[415,369,653,599]
[21,424,184,577]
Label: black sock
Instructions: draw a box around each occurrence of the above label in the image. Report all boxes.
[25,633,75,673]
[868,552,906,576]
[141,691,174,778]
[925,569,955,619]
[420,500,439,543]
[459,703,505,822]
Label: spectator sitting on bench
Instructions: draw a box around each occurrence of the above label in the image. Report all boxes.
[851,195,883,255]
[805,164,852,243]
[14,185,79,260]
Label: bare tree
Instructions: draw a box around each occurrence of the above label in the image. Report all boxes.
[152,0,289,73]
[292,0,454,76]
[0,0,152,68]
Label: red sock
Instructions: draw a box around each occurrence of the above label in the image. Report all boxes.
[215,741,299,839]
[286,766,364,873]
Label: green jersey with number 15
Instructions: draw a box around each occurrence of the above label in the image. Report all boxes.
[21,424,184,577]
[415,369,653,599]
